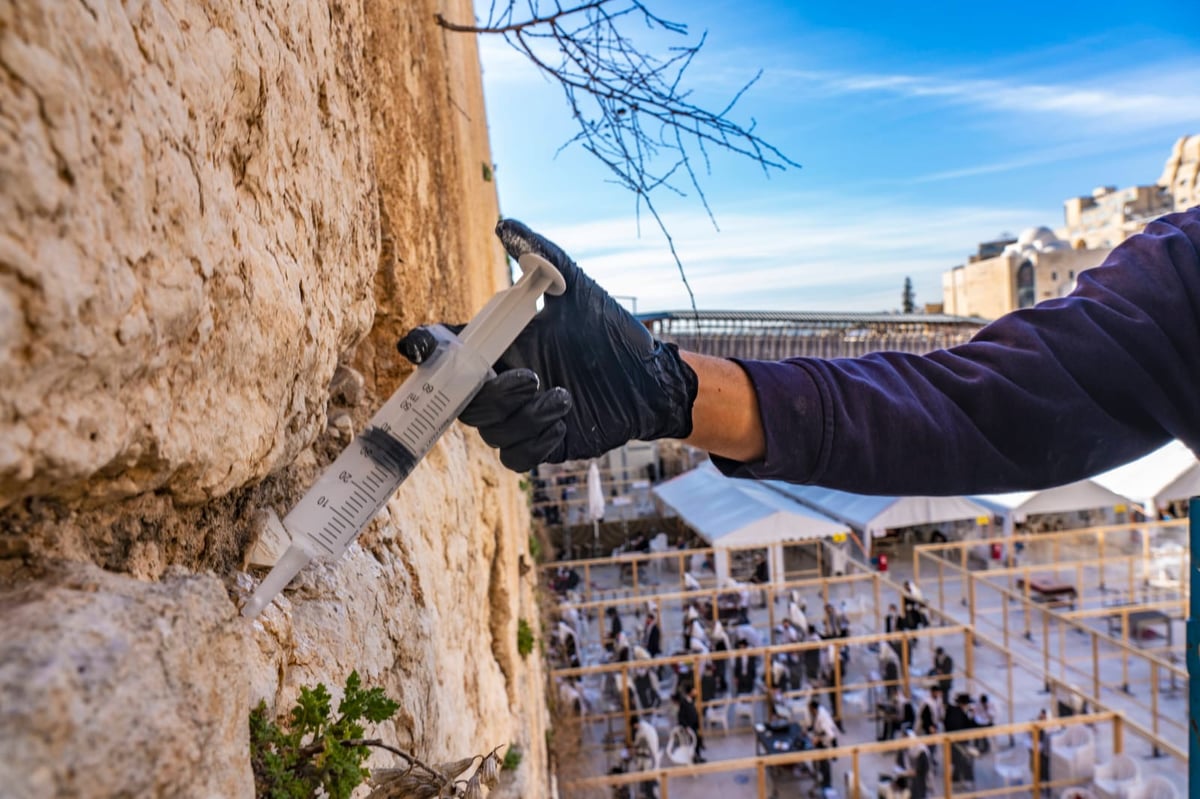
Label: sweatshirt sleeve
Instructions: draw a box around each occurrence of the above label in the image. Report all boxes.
[712,207,1200,494]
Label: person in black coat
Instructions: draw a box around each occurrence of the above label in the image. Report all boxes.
[732,639,757,696]
[884,603,901,633]
[606,606,623,652]
[933,647,954,702]
[803,625,822,683]
[674,689,705,763]
[896,731,931,799]
[884,603,905,660]
[943,694,977,783]
[700,663,717,704]
[643,613,661,658]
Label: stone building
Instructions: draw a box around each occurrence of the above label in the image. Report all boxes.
[942,228,1110,320]
[1159,133,1200,212]
[1061,184,1174,250]
[945,134,1198,319]
[1060,134,1200,249]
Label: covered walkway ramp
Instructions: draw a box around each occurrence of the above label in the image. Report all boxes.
[1092,439,1200,516]
[763,481,991,555]
[652,462,849,584]
[974,477,1133,535]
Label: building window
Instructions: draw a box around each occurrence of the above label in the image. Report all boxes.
[1051,271,1058,281]
[1069,270,1075,278]
[1016,260,1035,309]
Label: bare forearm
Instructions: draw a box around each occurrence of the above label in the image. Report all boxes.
[680,351,766,463]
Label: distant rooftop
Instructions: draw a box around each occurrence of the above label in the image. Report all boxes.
[637,309,989,360]
[636,309,991,327]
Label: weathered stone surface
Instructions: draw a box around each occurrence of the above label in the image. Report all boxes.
[0,0,378,509]
[0,0,548,797]
[0,562,250,798]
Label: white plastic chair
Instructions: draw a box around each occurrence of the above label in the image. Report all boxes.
[704,702,730,732]
[1129,776,1179,799]
[732,699,756,727]
[1050,724,1096,782]
[666,726,697,765]
[840,690,868,716]
[993,744,1030,792]
[1093,753,1142,799]
[632,720,660,771]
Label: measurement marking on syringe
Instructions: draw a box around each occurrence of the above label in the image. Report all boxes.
[371,448,404,474]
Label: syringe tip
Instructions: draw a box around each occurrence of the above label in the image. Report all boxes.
[241,596,267,619]
[240,543,313,619]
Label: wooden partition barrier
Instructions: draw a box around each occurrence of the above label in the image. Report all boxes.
[541,538,830,604]
[914,545,1187,759]
[911,518,1189,589]
[563,712,1125,799]
[551,624,980,745]
[553,571,884,651]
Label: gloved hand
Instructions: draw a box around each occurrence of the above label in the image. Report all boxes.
[398,219,699,472]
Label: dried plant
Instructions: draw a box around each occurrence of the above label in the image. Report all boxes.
[368,748,507,799]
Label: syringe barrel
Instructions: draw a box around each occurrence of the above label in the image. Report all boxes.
[281,327,492,558]
[242,254,564,618]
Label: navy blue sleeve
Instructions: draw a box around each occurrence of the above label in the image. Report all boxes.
[712,207,1200,495]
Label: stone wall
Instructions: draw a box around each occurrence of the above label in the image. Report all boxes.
[0,1,547,796]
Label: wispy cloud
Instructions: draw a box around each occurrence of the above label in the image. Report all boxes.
[782,64,1200,131]
[533,200,1042,312]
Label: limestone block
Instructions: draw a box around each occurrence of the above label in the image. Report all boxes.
[0,0,378,509]
[0,563,250,798]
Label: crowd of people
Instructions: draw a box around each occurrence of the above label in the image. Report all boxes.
[548,568,1020,798]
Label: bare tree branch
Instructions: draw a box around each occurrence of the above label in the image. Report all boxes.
[437,1,800,314]
[434,2,604,34]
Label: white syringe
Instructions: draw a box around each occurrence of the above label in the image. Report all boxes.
[241,253,565,618]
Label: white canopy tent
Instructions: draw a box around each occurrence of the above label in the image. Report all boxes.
[1091,440,1200,515]
[652,462,849,583]
[973,478,1133,539]
[764,482,993,555]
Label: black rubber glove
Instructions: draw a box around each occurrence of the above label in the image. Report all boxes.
[397,219,699,472]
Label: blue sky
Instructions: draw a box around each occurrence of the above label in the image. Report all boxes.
[477,1,1200,312]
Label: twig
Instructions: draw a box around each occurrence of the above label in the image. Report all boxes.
[434,2,604,34]
[436,1,801,316]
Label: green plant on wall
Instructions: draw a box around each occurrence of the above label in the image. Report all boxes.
[516,617,535,657]
[249,671,399,799]
[250,673,506,799]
